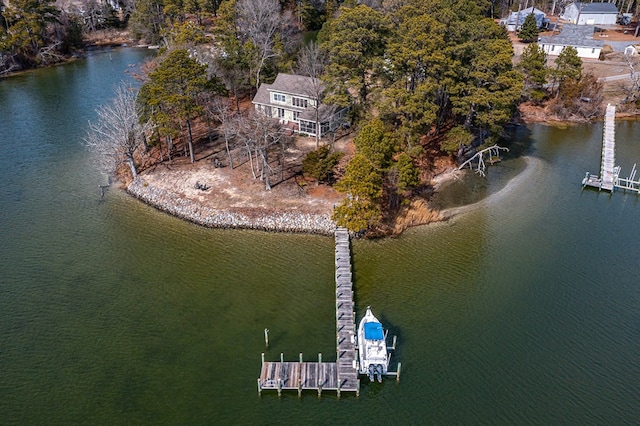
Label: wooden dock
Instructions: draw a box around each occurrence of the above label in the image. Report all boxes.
[583,104,618,191]
[583,104,640,193]
[257,227,360,397]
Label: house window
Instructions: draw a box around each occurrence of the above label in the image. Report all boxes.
[299,120,317,135]
[277,108,285,118]
[292,97,308,108]
[592,48,595,54]
[551,45,555,51]
[273,93,286,103]
[293,111,301,121]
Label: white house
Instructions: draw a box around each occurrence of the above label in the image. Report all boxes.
[539,24,603,59]
[560,2,619,25]
[500,7,548,32]
[252,73,349,139]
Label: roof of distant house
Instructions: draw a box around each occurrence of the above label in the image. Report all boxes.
[571,2,619,14]
[539,24,604,49]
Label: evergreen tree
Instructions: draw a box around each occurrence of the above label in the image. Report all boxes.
[138,49,217,163]
[318,5,390,111]
[332,118,393,232]
[519,43,547,102]
[394,152,420,193]
[129,0,165,45]
[518,13,539,42]
[302,146,343,183]
[550,46,581,97]
[440,125,474,156]
[380,5,444,149]
[449,24,523,143]
[333,153,383,231]
[0,0,60,67]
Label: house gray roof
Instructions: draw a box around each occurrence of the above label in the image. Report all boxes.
[252,73,324,107]
[539,24,603,49]
[503,7,546,28]
[299,103,338,122]
[269,73,323,97]
[252,82,272,106]
[573,2,619,14]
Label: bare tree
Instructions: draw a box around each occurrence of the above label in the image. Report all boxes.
[296,41,326,148]
[208,96,239,169]
[236,0,281,89]
[238,112,290,190]
[84,83,150,179]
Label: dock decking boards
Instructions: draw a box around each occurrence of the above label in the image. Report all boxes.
[582,104,640,193]
[257,227,360,397]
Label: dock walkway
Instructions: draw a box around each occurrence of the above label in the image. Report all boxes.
[257,227,360,397]
[583,104,640,193]
[583,104,618,191]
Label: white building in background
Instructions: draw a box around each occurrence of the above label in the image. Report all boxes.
[252,73,349,139]
[539,25,604,59]
[560,2,619,25]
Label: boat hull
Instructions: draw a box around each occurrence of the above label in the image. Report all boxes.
[357,307,389,382]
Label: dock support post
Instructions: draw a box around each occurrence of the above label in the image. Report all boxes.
[396,362,402,382]
[337,385,341,399]
[392,335,397,351]
[298,352,303,398]
[356,379,360,397]
[317,353,322,397]
[257,378,262,396]
[280,352,284,363]
[277,378,282,397]
[264,328,269,349]
[261,352,265,366]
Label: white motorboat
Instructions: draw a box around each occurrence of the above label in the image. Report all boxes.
[357,306,388,382]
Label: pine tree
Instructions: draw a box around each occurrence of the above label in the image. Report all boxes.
[519,42,548,102]
[138,49,215,163]
[550,46,582,97]
[518,13,539,42]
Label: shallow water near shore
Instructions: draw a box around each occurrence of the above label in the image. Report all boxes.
[1,49,639,424]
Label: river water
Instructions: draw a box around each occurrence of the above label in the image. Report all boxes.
[1,49,639,424]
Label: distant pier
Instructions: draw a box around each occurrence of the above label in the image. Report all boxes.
[257,227,360,397]
[583,104,640,193]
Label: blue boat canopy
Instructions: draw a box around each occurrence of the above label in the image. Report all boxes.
[364,321,384,340]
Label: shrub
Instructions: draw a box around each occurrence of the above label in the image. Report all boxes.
[302,145,344,183]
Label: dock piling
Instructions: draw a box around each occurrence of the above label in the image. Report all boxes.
[264,328,269,349]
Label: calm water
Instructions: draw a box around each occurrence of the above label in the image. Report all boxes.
[1,50,639,424]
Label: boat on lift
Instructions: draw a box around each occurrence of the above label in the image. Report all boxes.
[357,306,389,382]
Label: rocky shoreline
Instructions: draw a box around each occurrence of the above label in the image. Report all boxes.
[127,178,337,235]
